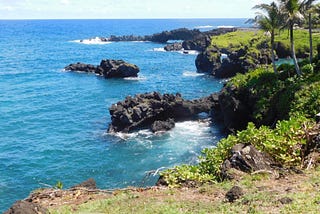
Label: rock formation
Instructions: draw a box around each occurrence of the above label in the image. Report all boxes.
[221,144,276,180]
[108,92,219,133]
[64,59,139,78]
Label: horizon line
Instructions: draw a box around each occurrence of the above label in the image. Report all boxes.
[0,17,250,21]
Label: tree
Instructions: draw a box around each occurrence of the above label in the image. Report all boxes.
[252,2,283,74]
[301,0,316,63]
[279,0,305,76]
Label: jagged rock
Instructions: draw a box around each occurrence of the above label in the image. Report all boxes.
[99,59,139,78]
[225,186,244,202]
[151,118,175,132]
[218,86,250,132]
[195,47,221,73]
[108,92,219,133]
[64,62,98,73]
[71,178,97,189]
[4,200,48,214]
[221,144,275,180]
[164,43,183,51]
[64,59,139,78]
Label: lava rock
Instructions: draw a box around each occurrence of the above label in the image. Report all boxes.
[151,118,175,132]
[4,200,48,214]
[225,186,244,202]
[64,59,139,79]
[71,178,97,189]
[164,43,183,51]
[221,144,275,180]
[108,92,219,133]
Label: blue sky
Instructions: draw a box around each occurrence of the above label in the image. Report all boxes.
[0,0,278,19]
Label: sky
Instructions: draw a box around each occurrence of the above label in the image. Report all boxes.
[0,0,278,19]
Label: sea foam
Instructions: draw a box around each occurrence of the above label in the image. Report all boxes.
[72,37,112,45]
[183,71,205,77]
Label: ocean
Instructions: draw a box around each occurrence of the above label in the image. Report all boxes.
[0,18,250,211]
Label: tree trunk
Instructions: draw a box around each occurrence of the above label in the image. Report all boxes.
[309,13,313,63]
[290,23,301,76]
[271,30,277,74]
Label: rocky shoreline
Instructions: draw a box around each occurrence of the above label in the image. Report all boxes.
[108,92,219,133]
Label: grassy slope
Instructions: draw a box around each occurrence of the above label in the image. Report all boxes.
[49,168,320,213]
[210,29,320,56]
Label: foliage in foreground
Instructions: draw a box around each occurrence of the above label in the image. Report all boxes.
[162,60,320,187]
[161,116,315,187]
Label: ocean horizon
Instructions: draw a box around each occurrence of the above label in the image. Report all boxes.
[0,18,250,212]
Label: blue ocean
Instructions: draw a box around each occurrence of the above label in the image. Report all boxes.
[0,19,249,211]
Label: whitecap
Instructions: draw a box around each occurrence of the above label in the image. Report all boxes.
[217,25,235,29]
[183,71,205,77]
[177,50,199,55]
[124,76,147,81]
[152,47,166,52]
[71,37,112,45]
[109,129,153,140]
[195,25,214,29]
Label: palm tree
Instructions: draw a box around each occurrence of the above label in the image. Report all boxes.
[279,0,305,76]
[301,0,316,63]
[252,2,283,74]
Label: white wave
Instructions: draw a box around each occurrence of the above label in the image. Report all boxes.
[110,129,153,140]
[171,120,211,138]
[153,47,166,52]
[178,50,199,55]
[183,71,205,77]
[72,37,112,45]
[195,25,214,29]
[124,76,147,81]
[217,25,235,29]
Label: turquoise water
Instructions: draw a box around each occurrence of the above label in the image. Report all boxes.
[0,19,249,211]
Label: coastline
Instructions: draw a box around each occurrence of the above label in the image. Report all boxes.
[3,16,320,213]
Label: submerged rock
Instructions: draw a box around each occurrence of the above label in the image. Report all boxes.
[64,59,139,78]
[108,92,219,133]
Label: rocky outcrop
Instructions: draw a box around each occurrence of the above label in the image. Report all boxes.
[64,59,139,78]
[164,43,183,51]
[151,118,175,133]
[108,92,219,133]
[4,201,48,214]
[71,178,97,190]
[218,85,251,132]
[196,46,271,78]
[80,27,236,46]
[225,186,244,202]
[221,144,276,180]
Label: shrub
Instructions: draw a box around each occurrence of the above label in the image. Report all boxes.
[301,64,314,73]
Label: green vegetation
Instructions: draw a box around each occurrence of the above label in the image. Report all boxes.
[275,29,320,56]
[210,31,266,51]
[161,56,320,187]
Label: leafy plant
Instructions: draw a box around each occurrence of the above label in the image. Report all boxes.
[55,181,63,189]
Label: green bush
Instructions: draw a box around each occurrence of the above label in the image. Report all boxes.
[291,82,320,118]
[301,64,314,73]
[161,116,314,187]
